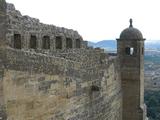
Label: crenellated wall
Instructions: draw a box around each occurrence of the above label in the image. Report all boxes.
[0,1,122,120]
[6,3,87,52]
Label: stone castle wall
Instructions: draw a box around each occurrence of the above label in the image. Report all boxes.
[1,48,122,120]
[0,2,122,120]
[6,3,87,52]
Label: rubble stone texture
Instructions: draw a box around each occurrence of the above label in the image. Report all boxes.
[0,1,147,120]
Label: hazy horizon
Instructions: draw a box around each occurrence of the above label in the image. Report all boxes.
[88,39,160,43]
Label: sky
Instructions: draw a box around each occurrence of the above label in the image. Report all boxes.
[6,0,160,42]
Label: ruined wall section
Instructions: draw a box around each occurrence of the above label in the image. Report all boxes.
[0,2,122,120]
[6,3,86,51]
[1,47,122,120]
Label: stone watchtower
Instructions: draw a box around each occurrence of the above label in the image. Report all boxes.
[117,19,147,120]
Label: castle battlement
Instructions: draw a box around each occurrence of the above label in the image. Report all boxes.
[0,1,147,120]
[6,3,87,53]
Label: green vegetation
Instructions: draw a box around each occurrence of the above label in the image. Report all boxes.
[145,90,160,120]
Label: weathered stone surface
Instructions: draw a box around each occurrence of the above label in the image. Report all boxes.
[117,19,147,120]
[1,49,122,120]
[6,3,85,51]
[0,1,147,120]
[0,4,123,118]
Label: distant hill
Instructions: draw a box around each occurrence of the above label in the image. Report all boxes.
[88,40,160,51]
[88,40,116,51]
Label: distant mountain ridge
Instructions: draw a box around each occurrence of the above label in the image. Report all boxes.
[88,40,160,51]
[88,40,116,51]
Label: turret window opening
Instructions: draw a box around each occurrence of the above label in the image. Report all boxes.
[42,36,50,49]
[56,36,62,49]
[142,47,144,55]
[14,34,21,49]
[125,47,134,55]
[76,39,81,48]
[66,38,72,49]
[30,35,37,49]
